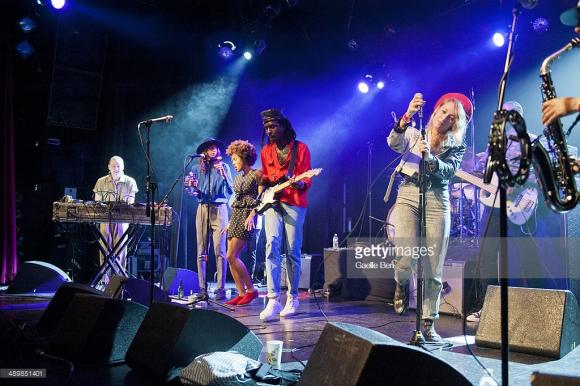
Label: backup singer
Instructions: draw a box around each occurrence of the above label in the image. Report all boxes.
[259,108,312,322]
[185,138,233,300]
[387,92,471,341]
[222,140,260,306]
[93,156,139,285]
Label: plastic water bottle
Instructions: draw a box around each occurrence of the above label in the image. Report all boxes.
[332,233,339,250]
[478,369,498,386]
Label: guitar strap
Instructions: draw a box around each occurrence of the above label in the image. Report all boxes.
[286,140,300,179]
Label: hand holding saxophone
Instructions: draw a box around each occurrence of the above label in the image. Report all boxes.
[542,96,580,126]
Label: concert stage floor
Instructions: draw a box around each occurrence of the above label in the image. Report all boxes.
[1,285,580,385]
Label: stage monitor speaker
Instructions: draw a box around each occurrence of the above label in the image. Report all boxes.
[476,285,580,358]
[162,267,199,296]
[6,260,71,294]
[531,371,580,386]
[104,275,170,306]
[125,302,263,381]
[48,293,148,365]
[35,282,104,335]
[299,322,471,386]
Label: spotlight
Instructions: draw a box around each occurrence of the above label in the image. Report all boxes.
[51,0,66,9]
[243,51,253,60]
[218,40,236,60]
[532,17,549,34]
[492,32,505,47]
[357,81,370,94]
[376,81,385,90]
[18,17,37,33]
[16,40,35,58]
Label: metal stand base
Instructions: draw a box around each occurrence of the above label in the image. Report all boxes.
[187,292,235,312]
[409,330,425,346]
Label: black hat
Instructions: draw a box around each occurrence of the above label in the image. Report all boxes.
[196,137,225,155]
[560,1,579,26]
[260,108,287,125]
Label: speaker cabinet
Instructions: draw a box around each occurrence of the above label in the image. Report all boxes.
[476,286,580,358]
[162,267,199,296]
[48,293,148,365]
[6,261,71,294]
[299,322,471,386]
[35,282,104,335]
[125,302,263,381]
[104,276,170,306]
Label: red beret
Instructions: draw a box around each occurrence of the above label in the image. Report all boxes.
[434,92,473,123]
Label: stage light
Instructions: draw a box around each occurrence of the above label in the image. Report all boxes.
[532,17,549,34]
[376,81,385,90]
[51,0,66,9]
[218,41,236,60]
[16,40,35,58]
[492,32,505,47]
[18,17,37,33]
[243,51,253,60]
[357,81,370,94]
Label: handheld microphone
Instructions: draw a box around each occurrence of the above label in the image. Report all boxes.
[138,115,174,126]
[188,154,206,159]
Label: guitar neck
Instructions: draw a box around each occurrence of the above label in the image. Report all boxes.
[454,170,497,193]
[272,172,310,193]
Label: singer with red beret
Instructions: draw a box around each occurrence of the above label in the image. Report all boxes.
[184,137,233,300]
[386,92,472,341]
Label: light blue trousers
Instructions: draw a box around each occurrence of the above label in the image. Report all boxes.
[391,183,450,320]
[263,203,307,298]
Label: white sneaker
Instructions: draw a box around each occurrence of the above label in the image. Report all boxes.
[259,298,282,322]
[280,295,299,317]
[466,309,482,322]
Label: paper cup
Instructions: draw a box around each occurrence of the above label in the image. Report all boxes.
[265,340,283,369]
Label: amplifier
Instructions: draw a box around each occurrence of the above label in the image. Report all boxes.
[279,254,323,290]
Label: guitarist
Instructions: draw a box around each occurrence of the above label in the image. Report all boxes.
[257,108,312,322]
[467,101,567,322]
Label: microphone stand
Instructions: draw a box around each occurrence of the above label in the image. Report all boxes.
[485,4,523,384]
[189,157,234,311]
[140,120,157,306]
[410,107,426,346]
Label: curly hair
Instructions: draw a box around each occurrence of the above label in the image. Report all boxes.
[226,140,257,166]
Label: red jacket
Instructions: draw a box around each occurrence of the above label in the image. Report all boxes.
[261,140,312,208]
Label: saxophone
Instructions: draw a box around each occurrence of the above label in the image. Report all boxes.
[532,37,580,213]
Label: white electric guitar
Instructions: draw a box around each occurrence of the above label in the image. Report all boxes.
[255,168,322,214]
[454,169,538,225]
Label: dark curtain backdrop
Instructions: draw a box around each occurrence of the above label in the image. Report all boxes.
[1,33,19,284]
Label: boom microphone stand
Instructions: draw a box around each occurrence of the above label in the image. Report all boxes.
[485,4,527,385]
[189,156,233,311]
[410,107,426,346]
[138,115,173,306]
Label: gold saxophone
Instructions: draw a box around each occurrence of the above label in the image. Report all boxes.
[532,37,580,212]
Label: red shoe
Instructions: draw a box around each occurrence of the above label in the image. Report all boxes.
[225,295,244,305]
[237,290,259,306]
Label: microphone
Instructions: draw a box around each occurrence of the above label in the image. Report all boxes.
[138,115,174,126]
[187,154,206,159]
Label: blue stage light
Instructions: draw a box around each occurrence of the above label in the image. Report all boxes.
[357,81,370,94]
[51,0,66,10]
[492,32,505,47]
[16,40,35,58]
[243,51,253,60]
[218,41,236,60]
[18,17,37,33]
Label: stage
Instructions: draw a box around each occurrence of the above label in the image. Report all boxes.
[2,285,580,385]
